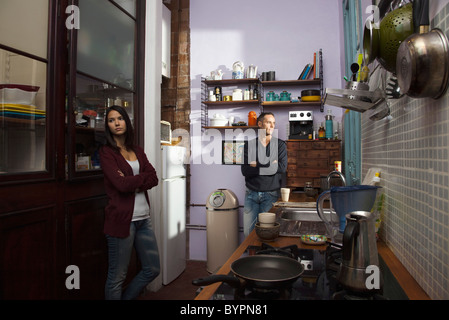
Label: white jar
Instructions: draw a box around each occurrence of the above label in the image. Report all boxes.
[209,90,216,101]
[232,89,243,101]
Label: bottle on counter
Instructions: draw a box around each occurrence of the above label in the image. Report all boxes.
[318,123,326,140]
[325,109,333,139]
[334,122,339,140]
[244,88,250,100]
[253,85,259,100]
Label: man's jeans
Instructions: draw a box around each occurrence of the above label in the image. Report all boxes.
[105,218,160,300]
[243,188,279,237]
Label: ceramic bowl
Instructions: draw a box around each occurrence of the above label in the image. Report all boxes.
[258,212,276,225]
[255,222,280,241]
[209,118,228,126]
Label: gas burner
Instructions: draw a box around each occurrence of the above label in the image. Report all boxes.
[235,286,292,300]
[211,244,340,300]
[333,290,387,300]
[254,243,299,259]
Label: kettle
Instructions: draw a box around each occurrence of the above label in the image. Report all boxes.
[279,91,291,101]
[232,61,244,79]
[337,211,383,293]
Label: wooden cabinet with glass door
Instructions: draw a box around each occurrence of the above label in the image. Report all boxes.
[70,74,134,177]
[0,48,48,177]
[67,0,138,180]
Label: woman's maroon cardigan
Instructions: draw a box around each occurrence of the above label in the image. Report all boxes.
[100,145,158,238]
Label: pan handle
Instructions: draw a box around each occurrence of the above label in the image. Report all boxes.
[192,274,242,288]
[416,0,429,31]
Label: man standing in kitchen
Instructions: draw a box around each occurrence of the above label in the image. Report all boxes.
[241,112,287,236]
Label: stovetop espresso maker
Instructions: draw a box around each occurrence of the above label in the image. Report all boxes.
[337,210,383,293]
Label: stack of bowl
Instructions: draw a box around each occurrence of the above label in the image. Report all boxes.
[255,212,280,241]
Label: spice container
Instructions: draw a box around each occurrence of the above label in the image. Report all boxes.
[318,123,326,139]
[248,111,257,126]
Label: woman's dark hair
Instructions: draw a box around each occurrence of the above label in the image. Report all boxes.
[104,105,135,152]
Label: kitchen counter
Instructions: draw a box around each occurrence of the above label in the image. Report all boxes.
[194,192,430,300]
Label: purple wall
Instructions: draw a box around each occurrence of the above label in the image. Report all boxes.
[189,0,345,260]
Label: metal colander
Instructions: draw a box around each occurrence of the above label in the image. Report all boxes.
[377,2,414,73]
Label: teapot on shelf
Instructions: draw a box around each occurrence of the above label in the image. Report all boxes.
[232,61,244,79]
[266,91,280,101]
[210,69,223,80]
[280,91,291,101]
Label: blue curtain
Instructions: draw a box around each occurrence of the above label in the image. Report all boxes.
[342,0,362,185]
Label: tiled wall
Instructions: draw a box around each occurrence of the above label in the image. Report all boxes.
[361,4,449,300]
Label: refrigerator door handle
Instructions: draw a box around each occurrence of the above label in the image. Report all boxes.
[163,176,186,182]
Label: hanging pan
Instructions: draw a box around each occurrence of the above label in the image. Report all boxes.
[396,0,449,99]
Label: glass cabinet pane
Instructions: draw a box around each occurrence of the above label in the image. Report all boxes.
[77,0,135,89]
[114,0,136,18]
[0,0,49,59]
[0,48,47,174]
[73,74,134,173]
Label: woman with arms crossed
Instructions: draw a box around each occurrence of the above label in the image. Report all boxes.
[100,105,159,300]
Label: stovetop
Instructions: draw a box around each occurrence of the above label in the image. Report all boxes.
[211,244,343,300]
[201,242,408,300]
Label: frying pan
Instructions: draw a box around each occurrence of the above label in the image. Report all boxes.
[396,0,449,99]
[192,255,305,290]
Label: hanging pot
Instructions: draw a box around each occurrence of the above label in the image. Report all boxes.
[396,0,449,99]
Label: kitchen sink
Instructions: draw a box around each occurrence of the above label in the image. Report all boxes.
[276,207,331,237]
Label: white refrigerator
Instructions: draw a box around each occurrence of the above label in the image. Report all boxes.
[161,145,187,285]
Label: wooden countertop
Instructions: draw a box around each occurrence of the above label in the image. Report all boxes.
[194,193,430,300]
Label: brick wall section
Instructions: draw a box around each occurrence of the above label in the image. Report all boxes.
[161,0,190,133]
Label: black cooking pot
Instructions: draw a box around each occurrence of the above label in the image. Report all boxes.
[301,89,320,97]
[192,255,305,290]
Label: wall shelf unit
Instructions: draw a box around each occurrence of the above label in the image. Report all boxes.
[200,49,324,129]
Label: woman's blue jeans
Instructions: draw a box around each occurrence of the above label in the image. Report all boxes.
[105,218,160,300]
[243,188,279,237]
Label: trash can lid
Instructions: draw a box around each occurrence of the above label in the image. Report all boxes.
[207,189,239,209]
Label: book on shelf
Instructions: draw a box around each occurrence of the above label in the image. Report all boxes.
[297,49,322,80]
[302,64,313,80]
[298,63,312,80]
[313,49,322,79]
[298,64,309,80]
